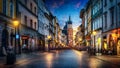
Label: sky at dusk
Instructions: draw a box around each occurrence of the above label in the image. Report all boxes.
[45,0,88,29]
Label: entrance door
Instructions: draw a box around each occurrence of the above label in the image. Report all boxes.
[117,40,120,55]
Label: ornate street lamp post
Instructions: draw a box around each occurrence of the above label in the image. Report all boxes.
[92,31,96,55]
[47,35,51,51]
[13,19,19,54]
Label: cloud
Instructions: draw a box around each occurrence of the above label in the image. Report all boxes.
[59,0,64,6]
[58,20,66,29]
[52,0,65,9]
[52,2,58,8]
[75,2,81,8]
[62,16,67,21]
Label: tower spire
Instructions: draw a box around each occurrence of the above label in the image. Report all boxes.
[69,16,71,21]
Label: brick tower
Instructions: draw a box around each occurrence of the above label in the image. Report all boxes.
[67,16,73,46]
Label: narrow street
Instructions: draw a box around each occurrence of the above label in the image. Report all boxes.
[0,50,119,68]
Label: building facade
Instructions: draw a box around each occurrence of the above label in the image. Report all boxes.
[54,18,61,48]
[86,1,92,48]
[91,0,103,55]
[0,0,58,55]
[0,0,17,56]
[102,0,120,55]
[75,24,84,49]
[80,0,102,55]
[81,1,92,48]
[18,0,39,53]
[81,0,120,55]
[61,32,67,47]
[38,0,49,51]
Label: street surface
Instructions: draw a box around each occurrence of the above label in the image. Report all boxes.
[0,50,120,68]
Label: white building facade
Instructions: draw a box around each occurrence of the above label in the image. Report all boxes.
[91,0,103,55]
[102,0,120,55]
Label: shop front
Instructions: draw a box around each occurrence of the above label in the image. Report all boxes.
[117,29,120,55]
[117,38,120,55]
[103,29,120,55]
[21,35,29,52]
[37,34,45,51]
[102,35,108,55]
[91,30,102,55]
[85,35,91,53]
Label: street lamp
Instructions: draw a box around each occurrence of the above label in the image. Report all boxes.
[47,35,51,51]
[13,19,19,54]
[92,31,96,55]
[78,38,82,48]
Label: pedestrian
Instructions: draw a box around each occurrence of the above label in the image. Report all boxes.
[108,49,112,55]
[6,45,16,65]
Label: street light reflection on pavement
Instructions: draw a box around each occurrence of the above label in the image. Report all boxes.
[73,50,83,67]
[89,58,103,68]
[45,53,53,68]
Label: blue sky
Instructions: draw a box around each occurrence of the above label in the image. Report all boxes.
[45,0,88,29]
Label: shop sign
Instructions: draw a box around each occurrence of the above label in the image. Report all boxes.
[21,35,29,39]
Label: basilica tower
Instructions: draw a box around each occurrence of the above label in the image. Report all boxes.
[67,16,73,46]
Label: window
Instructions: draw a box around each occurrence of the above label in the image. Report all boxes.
[118,4,120,22]
[3,0,7,14]
[34,7,36,14]
[110,0,113,2]
[93,21,95,30]
[34,22,36,29]
[110,7,114,26]
[104,12,107,28]
[30,19,33,28]
[24,16,27,25]
[104,0,107,7]
[30,3,32,11]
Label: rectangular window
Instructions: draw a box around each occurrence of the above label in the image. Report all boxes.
[34,7,36,14]
[110,0,113,2]
[104,0,107,7]
[3,0,7,14]
[30,3,32,11]
[35,22,36,30]
[119,4,120,22]
[30,19,33,28]
[24,16,27,25]
[110,7,114,26]
[104,12,107,28]
[93,22,95,30]
[97,19,99,28]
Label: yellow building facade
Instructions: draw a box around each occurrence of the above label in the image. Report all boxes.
[0,0,17,56]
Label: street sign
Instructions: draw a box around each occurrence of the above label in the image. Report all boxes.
[16,34,20,39]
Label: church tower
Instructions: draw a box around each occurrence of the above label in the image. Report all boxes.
[67,16,73,46]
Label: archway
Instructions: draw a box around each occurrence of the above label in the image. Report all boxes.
[0,29,9,56]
